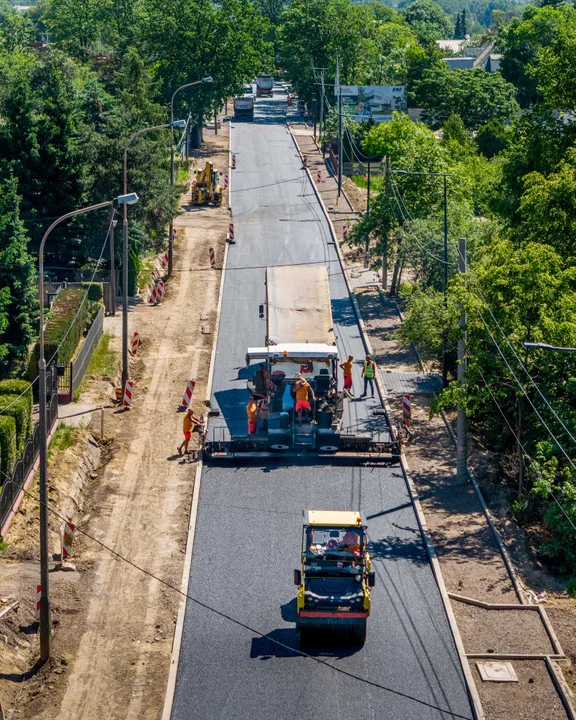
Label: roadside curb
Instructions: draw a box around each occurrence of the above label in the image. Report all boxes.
[287,123,484,720]
[161,124,233,720]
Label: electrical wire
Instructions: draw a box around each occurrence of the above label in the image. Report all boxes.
[470,276,576,448]
[390,176,448,251]
[12,477,473,720]
[474,306,576,473]
[478,370,576,532]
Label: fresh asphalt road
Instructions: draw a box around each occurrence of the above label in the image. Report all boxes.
[170,92,473,720]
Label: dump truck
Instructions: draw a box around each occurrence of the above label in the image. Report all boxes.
[190,162,223,206]
[295,510,375,646]
[233,95,254,121]
[256,75,274,97]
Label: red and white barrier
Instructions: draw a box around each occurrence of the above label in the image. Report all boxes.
[302,155,307,167]
[224,174,229,189]
[228,222,235,242]
[180,379,196,409]
[130,331,140,356]
[402,394,411,425]
[160,251,169,269]
[123,380,134,408]
[209,247,216,268]
[148,286,157,304]
[231,153,236,169]
[36,585,41,622]
[172,227,177,242]
[317,170,321,183]
[343,225,348,239]
[61,521,76,559]
[156,280,165,304]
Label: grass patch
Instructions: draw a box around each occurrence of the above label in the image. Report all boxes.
[48,424,78,460]
[87,333,117,378]
[350,174,383,192]
[0,539,8,552]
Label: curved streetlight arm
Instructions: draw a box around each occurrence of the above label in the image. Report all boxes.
[123,122,172,194]
[524,342,576,353]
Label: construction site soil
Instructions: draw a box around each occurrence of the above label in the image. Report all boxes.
[0,121,230,720]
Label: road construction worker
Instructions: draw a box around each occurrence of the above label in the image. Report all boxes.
[295,373,316,423]
[246,396,258,434]
[178,409,204,455]
[253,363,269,398]
[340,354,354,397]
[360,355,376,399]
[341,531,361,554]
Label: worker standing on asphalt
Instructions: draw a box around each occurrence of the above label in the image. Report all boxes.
[340,354,354,398]
[247,396,258,434]
[295,373,316,423]
[360,355,376,399]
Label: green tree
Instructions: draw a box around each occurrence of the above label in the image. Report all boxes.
[403,0,453,42]
[41,0,111,62]
[476,117,511,157]
[414,64,519,128]
[0,168,36,376]
[0,0,33,52]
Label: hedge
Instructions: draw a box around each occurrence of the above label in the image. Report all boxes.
[0,415,16,478]
[0,394,31,454]
[0,379,33,415]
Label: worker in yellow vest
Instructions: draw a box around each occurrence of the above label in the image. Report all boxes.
[360,355,376,399]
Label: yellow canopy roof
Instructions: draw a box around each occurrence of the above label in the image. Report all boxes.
[304,510,363,527]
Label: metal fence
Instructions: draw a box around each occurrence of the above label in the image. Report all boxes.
[58,305,104,403]
[0,392,58,534]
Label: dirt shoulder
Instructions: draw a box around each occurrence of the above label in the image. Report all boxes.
[0,121,230,720]
[292,124,576,719]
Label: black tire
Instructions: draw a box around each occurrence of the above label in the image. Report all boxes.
[350,619,367,646]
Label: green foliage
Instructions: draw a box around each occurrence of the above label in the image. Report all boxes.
[0,379,33,408]
[0,168,36,377]
[403,0,453,42]
[414,64,519,128]
[0,394,31,454]
[86,332,116,378]
[48,424,79,460]
[42,287,94,366]
[476,118,511,158]
[0,414,16,476]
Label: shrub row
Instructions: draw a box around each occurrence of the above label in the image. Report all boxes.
[0,415,16,478]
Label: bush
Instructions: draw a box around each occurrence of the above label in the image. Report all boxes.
[33,288,95,370]
[79,282,103,304]
[0,415,16,477]
[0,394,31,453]
[0,379,33,415]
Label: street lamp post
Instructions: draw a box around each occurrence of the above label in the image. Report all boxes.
[524,342,576,353]
[38,193,137,664]
[169,76,213,276]
[121,120,186,391]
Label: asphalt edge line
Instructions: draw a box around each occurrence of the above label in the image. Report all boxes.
[286,123,484,720]
[161,126,233,720]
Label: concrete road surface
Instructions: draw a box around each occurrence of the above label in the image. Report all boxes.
[170,89,473,720]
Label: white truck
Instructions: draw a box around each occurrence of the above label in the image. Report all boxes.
[233,95,254,121]
[256,75,274,97]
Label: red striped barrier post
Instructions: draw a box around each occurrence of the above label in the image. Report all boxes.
[180,379,196,410]
[161,251,169,269]
[231,153,236,169]
[228,222,235,243]
[130,331,140,356]
[35,585,41,622]
[302,155,307,168]
[317,170,321,183]
[123,380,134,408]
[343,225,348,240]
[209,247,216,268]
[156,280,165,304]
[402,394,411,427]
[148,285,157,305]
[224,174,228,189]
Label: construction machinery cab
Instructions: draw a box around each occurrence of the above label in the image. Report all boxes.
[294,511,374,646]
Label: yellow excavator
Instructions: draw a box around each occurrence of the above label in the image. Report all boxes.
[190,162,223,206]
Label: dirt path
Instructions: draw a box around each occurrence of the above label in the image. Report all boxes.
[1,125,229,720]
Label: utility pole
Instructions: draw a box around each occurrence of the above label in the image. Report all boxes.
[337,88,343,202]
[109,217,116,317]
[319,69,325,156]
[367,156,371,216]
[382,157,389,291]
[457,237,467,482]
[442,174,449,389]
[312,97,317,141]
